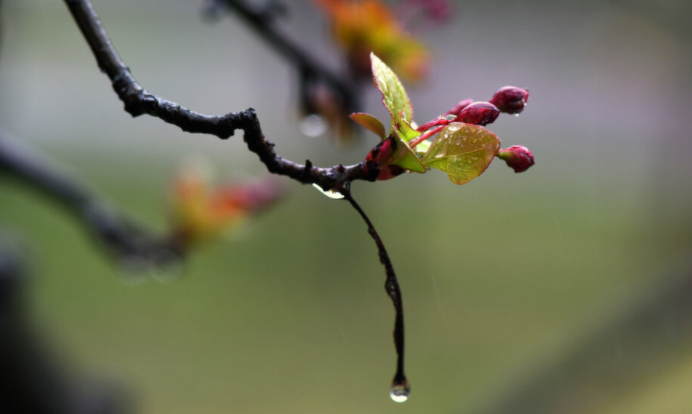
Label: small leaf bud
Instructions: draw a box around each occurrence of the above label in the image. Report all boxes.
[455,102,500,126]
[489,86,529,114]
[496,145,535,173]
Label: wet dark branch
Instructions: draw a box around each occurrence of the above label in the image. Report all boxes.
[63,0,376,191]
[343,190,410,398]
[0,134,178,268]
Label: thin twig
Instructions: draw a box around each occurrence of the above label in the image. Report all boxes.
[343,188,409,397]
[63,0,376,192]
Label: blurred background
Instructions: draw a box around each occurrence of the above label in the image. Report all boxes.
[1,0,692,413]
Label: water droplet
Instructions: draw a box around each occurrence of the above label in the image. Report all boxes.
[514,113,520,118]
[312,183,344,199]
[300,114,328,137]
[390,379,410,403]
[447,124,461,133]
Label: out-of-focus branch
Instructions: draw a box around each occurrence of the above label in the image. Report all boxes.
[0,134,179,269]
[63,0,377,192]
[209,0,359,112]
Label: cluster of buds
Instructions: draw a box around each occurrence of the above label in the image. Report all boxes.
[417,86,529,132]
[360,81,533,180]
[170,162,283,249]
[415,87,533,174]
[313,0,430,82]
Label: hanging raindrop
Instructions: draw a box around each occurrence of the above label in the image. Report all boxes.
[300,114,328,137]
[389,378,410,403]
[312,183,344,199]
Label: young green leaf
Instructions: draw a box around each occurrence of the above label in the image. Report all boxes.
[393,116,420,143]
[350,112,387,141]
[421,123,500,185]
[415,140,431,154]
[390,133,426,173]
[371,53,414,123]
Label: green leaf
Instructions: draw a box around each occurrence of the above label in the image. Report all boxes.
[415,140,431,154]
[393,116,420,143]
[371,53,414,123]
[390,132,426,173]
[350,112,386,141]
[421,123,500,185]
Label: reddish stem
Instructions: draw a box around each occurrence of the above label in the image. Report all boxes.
[409,125,445,148]
[416,118,449,132]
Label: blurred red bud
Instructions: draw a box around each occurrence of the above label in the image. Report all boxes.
[172,164,284,245]
[489,86,529,114]
[496,145,535,173]
[455,102,500,126]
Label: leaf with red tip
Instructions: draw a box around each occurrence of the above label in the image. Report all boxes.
[350,112,387,141]
[421,123,500,185]
[371,53,414,123]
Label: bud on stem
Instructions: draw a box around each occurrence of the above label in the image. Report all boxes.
[456,102,500,126]
[496,145,535,173]
[489,86,529,114]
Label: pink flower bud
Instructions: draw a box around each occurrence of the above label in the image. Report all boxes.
[489,86,529,114]
[455,102,500,126]
[496,145,535,173]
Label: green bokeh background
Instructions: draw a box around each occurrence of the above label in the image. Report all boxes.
[2,1,692,413]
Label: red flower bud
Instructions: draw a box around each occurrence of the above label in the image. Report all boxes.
[455,101,500,126]
[443,98,473,117]
[366,137,395,164]
[365,137,404,180]
[496,145,535,173]
[489,86,529,114]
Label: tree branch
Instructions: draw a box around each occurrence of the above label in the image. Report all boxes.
[62,0,412,398]
[63,0,376,192]
[0,134,179,269]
